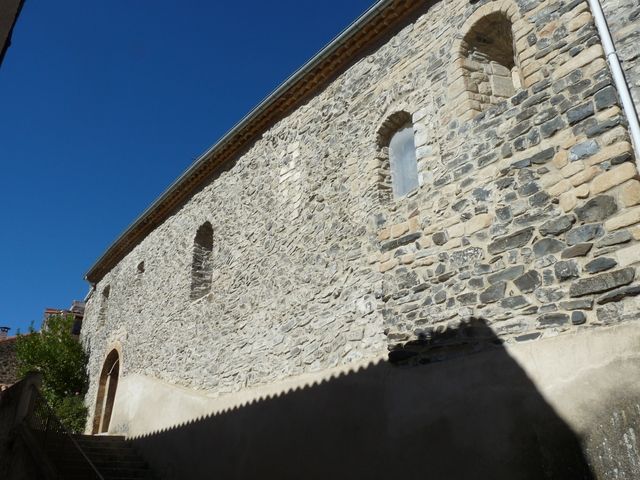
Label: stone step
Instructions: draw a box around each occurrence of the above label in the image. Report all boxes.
[44,433,155,479]
[58,463,151,477]
[71,434,127,443]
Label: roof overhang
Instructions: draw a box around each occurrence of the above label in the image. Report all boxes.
[85,0,425,284]
[0,0,25,67]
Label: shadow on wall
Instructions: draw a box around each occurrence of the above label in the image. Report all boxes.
[132,318,594,480]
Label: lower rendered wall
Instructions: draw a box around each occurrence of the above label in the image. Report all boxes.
[123,323,640,480]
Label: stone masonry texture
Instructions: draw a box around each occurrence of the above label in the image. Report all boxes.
[82,0,640,423]
[600,0,640,112]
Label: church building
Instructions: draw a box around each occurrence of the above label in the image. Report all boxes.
[81,0,640,476]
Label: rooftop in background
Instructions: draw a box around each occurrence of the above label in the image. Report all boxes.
[44,301,85,335]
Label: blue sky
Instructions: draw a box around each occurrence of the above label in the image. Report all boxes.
[0,0,373,334]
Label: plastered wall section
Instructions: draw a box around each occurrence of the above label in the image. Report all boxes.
[82,0,640,429]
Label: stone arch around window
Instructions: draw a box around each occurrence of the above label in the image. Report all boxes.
[375,111,419,200]
[450,1,524,120]
[92,348,120,434]
[190,221,214,300]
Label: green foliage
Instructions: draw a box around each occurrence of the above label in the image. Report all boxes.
[16,314,89,433]
[54,396,88,433]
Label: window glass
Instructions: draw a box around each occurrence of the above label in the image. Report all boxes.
[389,125,419,198]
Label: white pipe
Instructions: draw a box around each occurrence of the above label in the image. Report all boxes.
[587,0,640,163]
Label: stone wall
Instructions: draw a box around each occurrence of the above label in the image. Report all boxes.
[82,0,640,434]
[601,0,640,112]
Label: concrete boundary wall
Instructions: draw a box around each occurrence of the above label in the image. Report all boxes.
[124,323,640,478]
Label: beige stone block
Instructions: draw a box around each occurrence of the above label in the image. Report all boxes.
[620,180,640,207]
[400,254,415,265]
[569,165,601,187]
[441,215,460,228]
[516,35,530,55]
[561,160,584,178]
[465,214,493,235]
[513,19,533,40]
[553,45,604,80]
[367,253,378,265]
[601,126,629,146]
[379,251,391,263]
[541,172,564,188]
[448,78,468,100]
[378,228,390,241]
[549,179,572,197]
[424,223,441,235]
[561,133,580,150]
[522,61,541,80]
[408,216,420,233]
[443,238,462,250]
[552,150,569,169]
[539,20,559,37]
[586,142,633,166]
[575,184,590,198]
[390,222,409,238]
[524,70,544,87]
[379,258,398,273]
[631,225,640,241]
[583,58,607,78]
[560,190,577,212]
[567,1,589,16]
[520,46,537,62]
[568,12,592,31]
[591,162,637,195]
[415,255,436,266]
[596,106,621,121]
[491,75,516,97]
[604,205,640,231]
[448,222,466,238]
[615,243,640,267]
[417,236,432,249]
[459,110,477,122]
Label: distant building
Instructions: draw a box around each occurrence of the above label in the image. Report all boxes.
[0,0,25,67]
[80,0,640,476]
[44,301,86,335]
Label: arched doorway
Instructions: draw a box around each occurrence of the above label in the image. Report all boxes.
[92,349,120,434]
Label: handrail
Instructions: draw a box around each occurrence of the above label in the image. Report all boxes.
[25,386,104,480]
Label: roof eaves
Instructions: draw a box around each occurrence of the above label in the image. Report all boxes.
[85,0,421,284]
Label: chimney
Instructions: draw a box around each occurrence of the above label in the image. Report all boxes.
[0,326,9,340]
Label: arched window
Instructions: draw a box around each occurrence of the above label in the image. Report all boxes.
[377,111,419,199]
[92,349,120,434]
[459,11,521,114]
[191,222,213,300]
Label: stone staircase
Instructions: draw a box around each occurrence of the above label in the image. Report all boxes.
[48,434,155,479]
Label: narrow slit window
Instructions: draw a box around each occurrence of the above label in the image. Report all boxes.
[389,124,419,198]
[191,222,213,300]
[99,285,110,324]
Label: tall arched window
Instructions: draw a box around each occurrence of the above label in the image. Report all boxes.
[377,111,419,199]
[459,11,521,114]
[191,222,213,300]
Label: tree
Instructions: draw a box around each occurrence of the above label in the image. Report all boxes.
[16,314,89,433]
